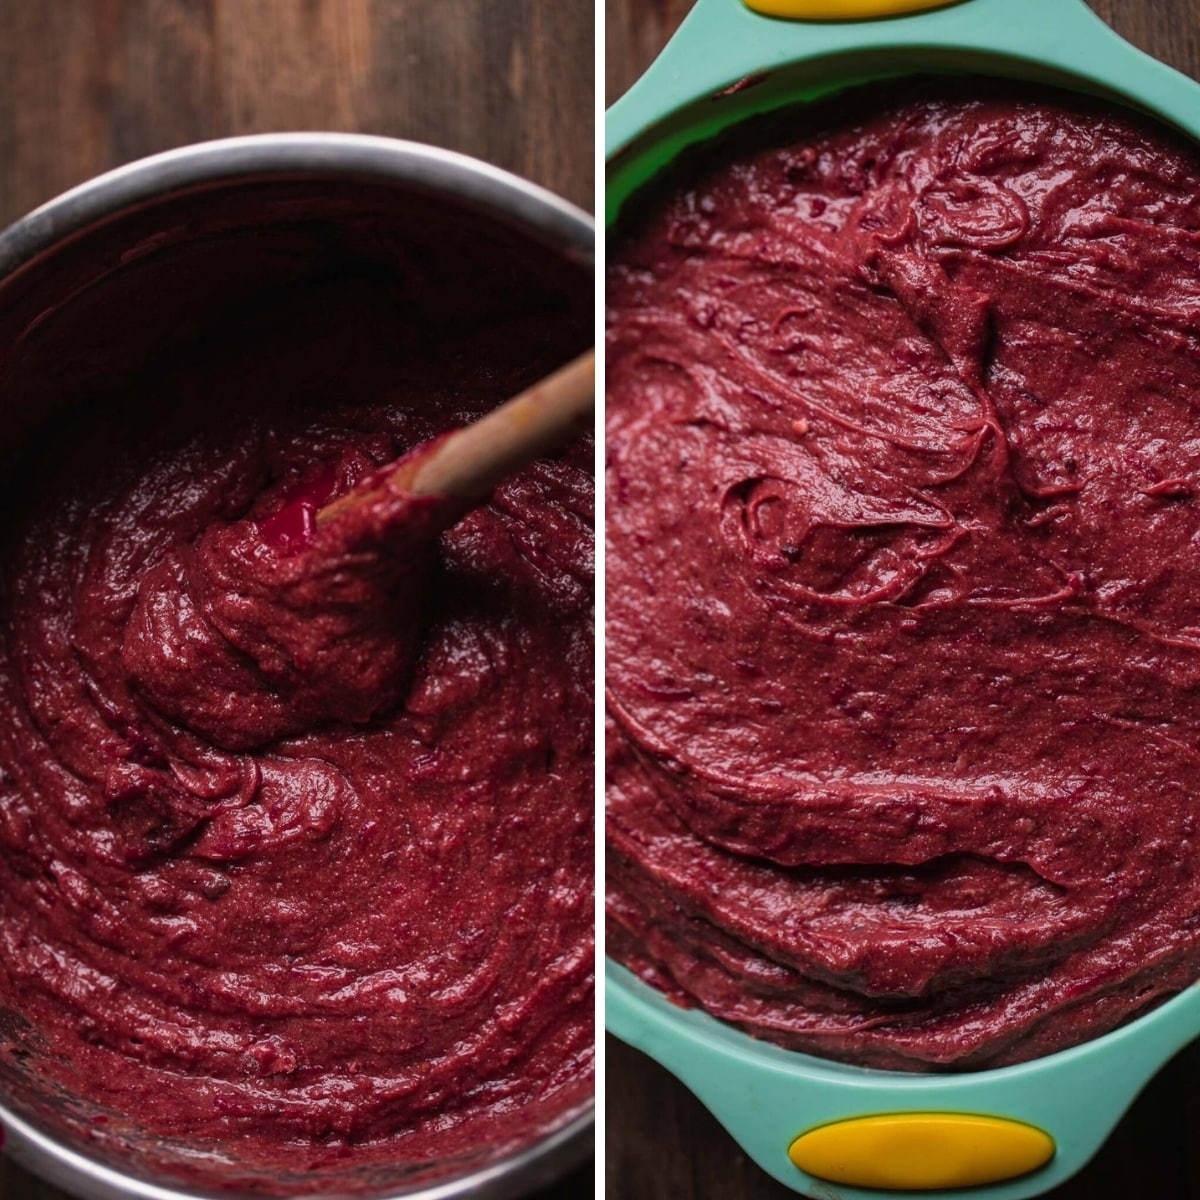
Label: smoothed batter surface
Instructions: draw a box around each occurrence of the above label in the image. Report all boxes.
[0,277,593,1179]
[606,82,1200,1069]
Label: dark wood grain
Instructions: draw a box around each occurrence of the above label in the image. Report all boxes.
[0,2,592,1198]
[605,1,1200,1197]
[0,0,594,227]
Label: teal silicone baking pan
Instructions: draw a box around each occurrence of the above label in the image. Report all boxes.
[605,1,1200,1196]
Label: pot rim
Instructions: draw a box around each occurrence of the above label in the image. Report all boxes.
[0,131,595,1200]
[1,1101,596,1200]
[0,131,594,281]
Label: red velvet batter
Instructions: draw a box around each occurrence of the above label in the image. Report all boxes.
[606,82,1200,1070]
[0,275,592,1178]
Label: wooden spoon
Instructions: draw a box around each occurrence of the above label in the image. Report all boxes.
[316,348,594,527]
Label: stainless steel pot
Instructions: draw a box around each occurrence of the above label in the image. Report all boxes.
[0,134,594,1200]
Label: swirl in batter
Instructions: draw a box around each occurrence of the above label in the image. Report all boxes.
[0,277,592,1180]
[607,83,1200,1069]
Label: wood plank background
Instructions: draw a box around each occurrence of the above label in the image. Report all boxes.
[0,2,593,1199]
[0,0,593,227]
[605,1,1200,1197]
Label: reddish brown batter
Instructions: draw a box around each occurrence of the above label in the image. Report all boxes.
[607,82,1200,1070]
[0,276,592,1177]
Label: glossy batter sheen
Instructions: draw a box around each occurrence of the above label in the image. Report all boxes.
[0,282,593,1174]
[606,83,1200,1069]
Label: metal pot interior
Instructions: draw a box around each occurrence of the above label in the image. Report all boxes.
[0,160,593,1199]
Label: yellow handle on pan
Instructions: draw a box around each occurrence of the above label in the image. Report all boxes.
[745,0,961,18]
[788,1113,1055,1191]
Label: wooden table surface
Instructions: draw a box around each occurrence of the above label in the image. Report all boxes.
[605,1,1200,1198]
[0,3,592,1199]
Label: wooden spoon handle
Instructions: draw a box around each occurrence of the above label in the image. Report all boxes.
[317,348,594,526]
[411,347,594,498]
